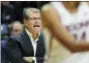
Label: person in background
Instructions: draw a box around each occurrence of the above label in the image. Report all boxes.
[9,21,23,36]
[1,21,23,63]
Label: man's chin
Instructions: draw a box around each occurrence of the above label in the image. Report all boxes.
[34,27,41,33]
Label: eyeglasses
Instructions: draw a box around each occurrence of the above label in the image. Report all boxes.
[29,17,41,20]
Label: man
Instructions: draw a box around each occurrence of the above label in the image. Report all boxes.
[9,21,23,36]
[6,8,45,63]
[1,21,23,63]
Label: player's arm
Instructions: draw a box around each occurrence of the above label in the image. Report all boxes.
[40,3,89,52]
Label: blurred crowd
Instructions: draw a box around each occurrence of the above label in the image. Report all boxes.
[1,1,39,24]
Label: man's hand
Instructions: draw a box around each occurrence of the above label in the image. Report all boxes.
[23,57,36,63]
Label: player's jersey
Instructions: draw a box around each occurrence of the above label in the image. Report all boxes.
[52,2,89,41]
[51,2,89,63]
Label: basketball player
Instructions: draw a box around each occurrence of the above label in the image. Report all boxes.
[37,1,89,63]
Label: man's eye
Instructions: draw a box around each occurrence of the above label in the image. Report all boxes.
[30,18,35,20]
[37,18,41,20]
[30,18,41,20]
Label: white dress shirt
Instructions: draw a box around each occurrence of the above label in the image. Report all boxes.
[25,29,40,63]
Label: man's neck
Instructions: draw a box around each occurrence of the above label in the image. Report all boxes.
[32,32,39,40]
[25,29,39,40]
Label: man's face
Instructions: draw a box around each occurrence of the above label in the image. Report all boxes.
[24,12,42,34]
[11,23,23,35]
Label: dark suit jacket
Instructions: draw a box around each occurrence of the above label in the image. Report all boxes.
[6,31,45,63]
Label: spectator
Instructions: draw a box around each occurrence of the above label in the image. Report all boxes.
[1,21,23,63]
[9,21,23,36]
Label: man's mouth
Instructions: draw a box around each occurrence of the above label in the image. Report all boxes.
[34,25,40,27]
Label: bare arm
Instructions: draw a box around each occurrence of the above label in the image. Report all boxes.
[41,3,89,52]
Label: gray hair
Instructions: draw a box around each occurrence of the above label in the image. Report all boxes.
[9,21,23,31]
[23,7,40,20]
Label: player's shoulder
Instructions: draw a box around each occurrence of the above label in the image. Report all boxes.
[41,2,56,12]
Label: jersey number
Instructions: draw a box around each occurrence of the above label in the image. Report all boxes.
[73,31,86,40]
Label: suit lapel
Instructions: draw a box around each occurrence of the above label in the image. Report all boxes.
[36,34,45,57]
[21,30,34,56]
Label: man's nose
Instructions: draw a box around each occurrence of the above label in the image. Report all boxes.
[35,18,40,22]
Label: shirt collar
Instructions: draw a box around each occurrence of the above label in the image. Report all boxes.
[25,28,40,42]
